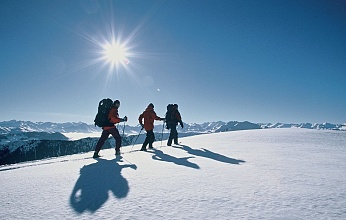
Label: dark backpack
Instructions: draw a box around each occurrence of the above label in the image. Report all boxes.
[94,98,114,127]
[165,104,174,129]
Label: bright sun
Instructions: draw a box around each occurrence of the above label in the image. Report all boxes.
[102,41,129,66]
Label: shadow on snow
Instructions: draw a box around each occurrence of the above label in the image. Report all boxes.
[148,149,200,169]
[69,144,243,213]
[69,156,137,213]
[172,144,245,165]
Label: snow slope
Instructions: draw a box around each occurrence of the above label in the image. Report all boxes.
[1,128,345,219]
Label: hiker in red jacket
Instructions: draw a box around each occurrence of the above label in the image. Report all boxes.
[138,103,164,151]
[93,100,127,158]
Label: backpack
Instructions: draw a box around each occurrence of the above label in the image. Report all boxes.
[94,98,114,127]
[165,104,175,129]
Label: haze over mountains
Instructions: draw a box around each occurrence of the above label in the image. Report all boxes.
[1,120,345,138]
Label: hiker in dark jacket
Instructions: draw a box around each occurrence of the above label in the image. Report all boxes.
[138,103,164,151]
[93,100,127,158]
[166,104,183,146]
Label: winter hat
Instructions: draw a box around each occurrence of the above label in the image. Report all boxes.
[148,103,154,108]
[113,100,120,105]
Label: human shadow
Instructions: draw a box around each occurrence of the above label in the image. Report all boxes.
[173,145,245,165]
[69,156,137,213]
[149,149,200,169]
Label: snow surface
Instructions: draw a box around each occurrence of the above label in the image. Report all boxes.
[62,132,102,140]
[1,128,345,219]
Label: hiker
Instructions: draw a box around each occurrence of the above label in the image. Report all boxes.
[166,104,184,146]
[93,100,127,158]
[138,103,164,151]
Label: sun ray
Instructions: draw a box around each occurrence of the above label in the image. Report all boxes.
[101,40,130,67]
[52,1,164,88]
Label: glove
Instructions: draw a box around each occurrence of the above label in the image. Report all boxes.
[123,116,128,122]
[161,118,165,121]
[180,122,184,129]
[140,124,144,129]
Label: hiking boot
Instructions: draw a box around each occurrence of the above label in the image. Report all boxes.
[148,145,153,149]
[115,150,121,155]
[93,153,101,158]
[140,147,147,151]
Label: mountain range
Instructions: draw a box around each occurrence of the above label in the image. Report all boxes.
[1,120,345,137]
[0,120,345,165]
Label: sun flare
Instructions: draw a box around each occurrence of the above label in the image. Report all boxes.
[102,41,129,66]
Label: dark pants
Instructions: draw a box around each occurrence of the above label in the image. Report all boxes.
[94,127,122,153]
[167,125,178,146]
[142,130,155,149]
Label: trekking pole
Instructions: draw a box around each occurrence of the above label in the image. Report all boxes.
[161,121,165,147]
[122,121,126,138]
[120,121,126,153]
[131,127,143,151]
[121,155,134,165]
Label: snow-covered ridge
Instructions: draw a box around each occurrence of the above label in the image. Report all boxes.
[0,120,99,134]
[1,120,345,135]
[260,122,346,130]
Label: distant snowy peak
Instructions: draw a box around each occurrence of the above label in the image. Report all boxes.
[261,122,346,130]
[0,120,345,135]
[216,121,261,132]
[182,121,226,133]
[0,120,99,134]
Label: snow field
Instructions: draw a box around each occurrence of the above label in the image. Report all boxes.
[0,128,345,219]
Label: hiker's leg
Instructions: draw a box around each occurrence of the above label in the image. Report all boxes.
[141,131,150,150]
[94,130,110,153]
[109,127,122,152]
[170,126,178,145]
[147,130,155,148]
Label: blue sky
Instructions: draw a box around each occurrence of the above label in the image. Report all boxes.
[1,0,345,126]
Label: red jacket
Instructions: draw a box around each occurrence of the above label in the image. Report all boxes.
[103,107,121,130]
[138,106,162,131]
